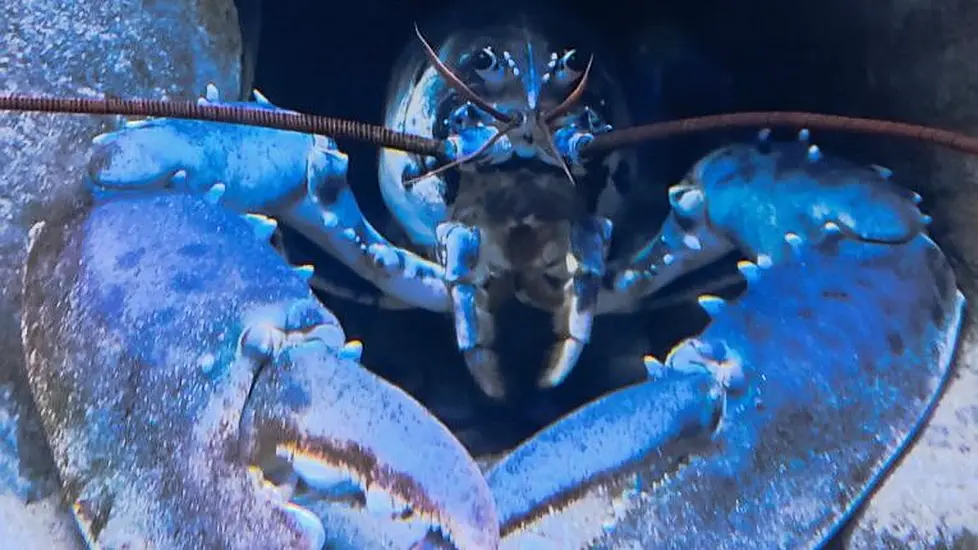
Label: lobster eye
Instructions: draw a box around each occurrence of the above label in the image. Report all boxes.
[471,46,508,87]
[472,48,495,71]
[553,48,587,86]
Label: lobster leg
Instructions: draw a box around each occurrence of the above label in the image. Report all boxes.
[21,194,499,548]
[86,84,451,313]
[436,221,505,399]
[488,139,965,548]
[540,216,614,389]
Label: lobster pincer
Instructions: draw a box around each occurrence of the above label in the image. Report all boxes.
[486,138,965,548]
[20,193,498,548]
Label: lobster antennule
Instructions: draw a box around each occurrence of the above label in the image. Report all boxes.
[580,110,978,157]
[0,93,450,158]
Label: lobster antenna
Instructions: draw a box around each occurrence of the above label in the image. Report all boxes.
[581,111,978,157]
[4,95,978,160]
[0,93,449,158]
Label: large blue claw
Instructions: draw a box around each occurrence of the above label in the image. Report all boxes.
[21,194,498,549]
[86,84,451,313]
[494,143,965,548]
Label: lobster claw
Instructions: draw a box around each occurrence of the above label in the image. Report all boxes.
[20,193,498,549]
[492,141,966,548]
[239,329,499,549]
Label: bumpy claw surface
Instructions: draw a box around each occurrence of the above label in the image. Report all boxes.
[86,84,450,313]
[489,142,965,548]
[608,131,927,304]
[20,194,498,549]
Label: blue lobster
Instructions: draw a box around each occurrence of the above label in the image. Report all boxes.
[3,13,969,550]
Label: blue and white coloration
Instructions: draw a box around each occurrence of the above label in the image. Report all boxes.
[25,14,965,549]
[378,19,635,397]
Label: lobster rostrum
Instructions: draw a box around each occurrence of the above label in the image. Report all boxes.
[1,13,973,549]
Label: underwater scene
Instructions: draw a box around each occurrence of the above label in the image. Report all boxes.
[1,0,977,548]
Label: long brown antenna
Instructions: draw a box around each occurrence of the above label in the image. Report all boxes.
[5,95,978,163]
[0,93,448,158]
[414,24,512,123]
[583,111,978,157]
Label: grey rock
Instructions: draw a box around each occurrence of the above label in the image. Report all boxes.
[0,0,244,546]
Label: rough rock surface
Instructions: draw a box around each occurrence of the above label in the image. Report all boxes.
[841,0,978,547]
[0,0,244,546]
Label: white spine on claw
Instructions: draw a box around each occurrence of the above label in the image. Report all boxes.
[822,221,842,236]
[204,82,220,102]
[817,221,846,247]
[252,88,272,104]
[784,232,804,254]
[798,128,811,142]
[697,295,726,317]
[756,254,774,268]
[292,264,315,282]
[642,355,666,378]
[736,260,760,283]
[244,213,279,241]
[338,340,364,362]
[806,144,822,162]
[171,169,188,187]
[204,183,226,205]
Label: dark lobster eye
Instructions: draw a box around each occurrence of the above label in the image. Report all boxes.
[551,48,588,86]
[470,46,509,87]
[472,47,496,71]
